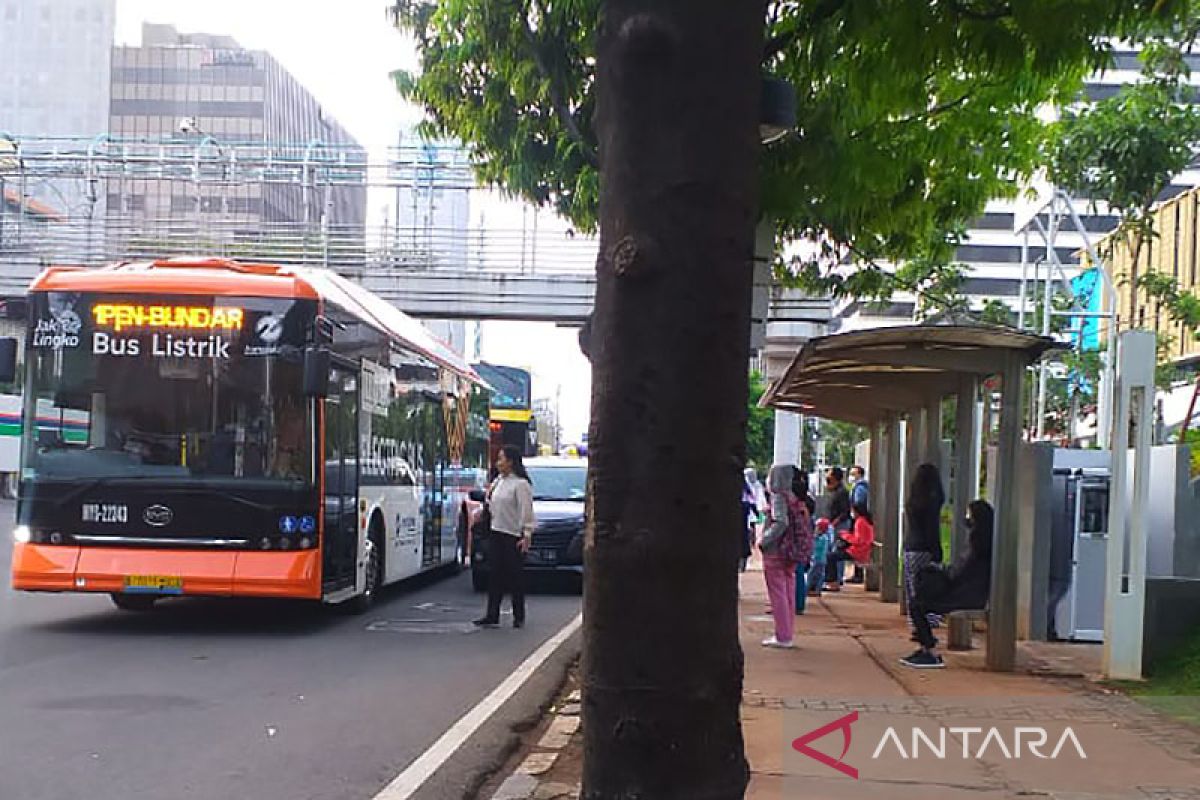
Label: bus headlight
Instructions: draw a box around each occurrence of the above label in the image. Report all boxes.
[13,525,32,543]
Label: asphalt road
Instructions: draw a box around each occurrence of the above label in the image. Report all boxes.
[0,500,582,800]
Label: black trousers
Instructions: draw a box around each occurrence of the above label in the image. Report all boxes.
[910,596,984,649]
[485,533,526,623]
[825,548,856,583]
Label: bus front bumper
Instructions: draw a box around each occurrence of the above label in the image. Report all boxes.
[11,544,322,600]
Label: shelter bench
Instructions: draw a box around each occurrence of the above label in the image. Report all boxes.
[947,609,988,651]
[864,540,883,592]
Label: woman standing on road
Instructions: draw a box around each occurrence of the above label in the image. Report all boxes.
[474,445,535,629]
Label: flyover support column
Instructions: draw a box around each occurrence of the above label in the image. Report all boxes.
[773,410,801,467]
[988,352,1024,671]
[952,376,980,559]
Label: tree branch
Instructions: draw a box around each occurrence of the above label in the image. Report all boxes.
[889,88,981,125]
[519,0,598,167]
[949,1,1014,22]
[848,83,995,140]
[840,241,971,317]
[763,0,846,62]
[764,29,798,60]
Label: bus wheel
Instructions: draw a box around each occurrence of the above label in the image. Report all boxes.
[349,523,383,614]
[110,593,157,612]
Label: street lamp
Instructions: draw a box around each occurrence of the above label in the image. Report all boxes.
[178,119,227,216]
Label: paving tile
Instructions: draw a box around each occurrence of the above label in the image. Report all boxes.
[516,751,559,776]
[538,715,581,750]
[492,773,538,800]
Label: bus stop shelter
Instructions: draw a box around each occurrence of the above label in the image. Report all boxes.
[761,323,1060,671]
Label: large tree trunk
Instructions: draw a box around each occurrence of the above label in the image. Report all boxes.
[583,2,765,798]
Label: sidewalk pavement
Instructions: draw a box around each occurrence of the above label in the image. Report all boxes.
[487,565,1200,800]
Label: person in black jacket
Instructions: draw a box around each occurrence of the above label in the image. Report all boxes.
[821,467,853,589]
[901,500,994,669]
[903,463,945,614]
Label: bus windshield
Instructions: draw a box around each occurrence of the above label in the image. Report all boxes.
[22,291,317,486]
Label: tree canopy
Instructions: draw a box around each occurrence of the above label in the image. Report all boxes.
[391,0,1191,303]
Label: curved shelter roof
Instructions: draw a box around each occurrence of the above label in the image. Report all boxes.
[762,323,1063,425]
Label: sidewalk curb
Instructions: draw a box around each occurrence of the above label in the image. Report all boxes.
[487,689,582,800]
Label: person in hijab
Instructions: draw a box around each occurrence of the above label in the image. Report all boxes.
[740,468,760,572]
[759,465,811,648]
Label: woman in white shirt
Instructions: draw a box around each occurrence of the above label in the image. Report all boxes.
[474,445,536,629]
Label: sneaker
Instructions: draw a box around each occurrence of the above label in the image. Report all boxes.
[761,637,796,649]
[823,584,841,593]
[513,619,525,629]
[472,618,500,628]
[900,650,945,669]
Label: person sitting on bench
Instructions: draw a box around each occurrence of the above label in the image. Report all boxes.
[900,499,993,670]
[823,500,874,591]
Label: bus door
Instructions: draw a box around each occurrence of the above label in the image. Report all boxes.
[322,360,359,592]
[421,396,444,568]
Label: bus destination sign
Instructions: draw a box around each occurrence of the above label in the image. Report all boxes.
[89,303,245,359]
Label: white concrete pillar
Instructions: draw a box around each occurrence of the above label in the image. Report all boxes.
[1104,331,1156,681]
[773,409,801,467]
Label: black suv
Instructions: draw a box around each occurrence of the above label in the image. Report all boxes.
[471,457,586,592]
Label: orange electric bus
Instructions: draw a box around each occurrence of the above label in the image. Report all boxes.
[8,257,489,611]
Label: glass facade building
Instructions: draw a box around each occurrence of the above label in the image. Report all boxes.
[107,24,366,234]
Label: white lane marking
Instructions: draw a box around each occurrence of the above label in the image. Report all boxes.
[372,612,584,800]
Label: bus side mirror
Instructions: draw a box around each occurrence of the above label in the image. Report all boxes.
[303,347,331,397]
[0,338,17,384]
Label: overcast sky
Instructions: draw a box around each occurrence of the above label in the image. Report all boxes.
[115,0,593,443]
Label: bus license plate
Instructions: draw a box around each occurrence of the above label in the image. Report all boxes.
[123,575,183,595]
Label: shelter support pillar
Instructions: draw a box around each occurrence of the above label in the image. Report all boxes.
[988,352,1025,671]
[952,377,979,559]
[899,411,926,614]
[1104,331,1155,680]
[923,396,943,472]
[867,421,886,592]
[1016,442,1054,642]
[880,414,903,603]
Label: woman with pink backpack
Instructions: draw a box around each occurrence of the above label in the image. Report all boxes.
[759,465,814,648]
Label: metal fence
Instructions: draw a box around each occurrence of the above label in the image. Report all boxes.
[0,134,598,278]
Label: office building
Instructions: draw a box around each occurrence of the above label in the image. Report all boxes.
[108,23,366,233]
[832,45,1200,333]
[0,0,116,215]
